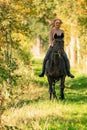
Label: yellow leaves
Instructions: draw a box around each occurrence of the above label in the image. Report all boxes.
[77,0,85,5]
[76,0,87,16]
[0,0,10,4]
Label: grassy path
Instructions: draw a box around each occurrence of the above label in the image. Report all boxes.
[2,59,87,130]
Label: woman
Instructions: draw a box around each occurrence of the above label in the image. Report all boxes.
[39,18,74,78]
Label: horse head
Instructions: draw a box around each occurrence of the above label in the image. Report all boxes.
[53,33,64,57]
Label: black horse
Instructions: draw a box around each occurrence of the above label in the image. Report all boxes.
[45,34,66,100]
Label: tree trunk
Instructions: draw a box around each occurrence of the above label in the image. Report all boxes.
[66,45,70,59]
[76,37,81,64]
[83,55,87,73]
[31,35,42,58]
[69,35,76,66]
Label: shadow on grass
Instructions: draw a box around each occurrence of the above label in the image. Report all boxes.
[8,93,48,109]
[66,75,87,89]
[65,75,87,103]
[4,125,22,130]
[30,77,48,87]
[15,99,39,108]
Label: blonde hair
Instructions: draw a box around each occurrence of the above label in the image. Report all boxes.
[50,18,63,28]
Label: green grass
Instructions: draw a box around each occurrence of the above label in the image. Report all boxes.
[1,59,87,130]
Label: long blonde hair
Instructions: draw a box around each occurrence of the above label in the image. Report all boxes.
[50,18,63,28]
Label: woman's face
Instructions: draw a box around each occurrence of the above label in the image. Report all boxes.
[54,20,61,29]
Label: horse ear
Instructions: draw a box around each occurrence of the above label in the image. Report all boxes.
[54,33,58,39]
[61,33,64,38]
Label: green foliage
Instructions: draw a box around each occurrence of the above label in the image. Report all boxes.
[17,48,32,65]
[79,16,87,29]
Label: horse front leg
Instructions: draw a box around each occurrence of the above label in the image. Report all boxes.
[60,76,65,100]
[52,81,57,99]
[48,76,53,100]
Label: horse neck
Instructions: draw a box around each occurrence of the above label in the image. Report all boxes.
[53,52,60,66]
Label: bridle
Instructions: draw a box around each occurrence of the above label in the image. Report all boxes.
[53,39,64,57]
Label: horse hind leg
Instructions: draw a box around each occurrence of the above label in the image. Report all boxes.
[59,77,65,100]
[60,88,64,100]
[50,91,52,100]
[49,84,57,100]
[48,77,57,100]
[48,77,53,100]
[49,85,53,100]
[52,82,57,99]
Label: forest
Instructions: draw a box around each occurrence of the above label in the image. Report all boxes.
[0,0,87,130]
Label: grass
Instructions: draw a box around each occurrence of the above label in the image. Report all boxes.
[1,58,87,130]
